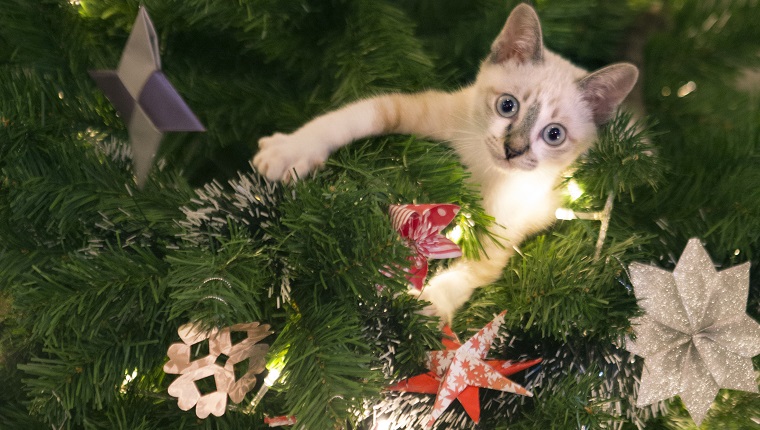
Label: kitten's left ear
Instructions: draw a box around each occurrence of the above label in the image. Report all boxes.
[579,63,639,125]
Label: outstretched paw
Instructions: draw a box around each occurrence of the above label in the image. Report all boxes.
[253,132,327,182]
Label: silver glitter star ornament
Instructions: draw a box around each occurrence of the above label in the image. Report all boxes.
[626,238,760,425]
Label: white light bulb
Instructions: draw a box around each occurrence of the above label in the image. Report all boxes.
[567,179,583,201]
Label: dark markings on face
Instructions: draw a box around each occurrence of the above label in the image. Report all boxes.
[517,102,541,138]
[504,102,541,158]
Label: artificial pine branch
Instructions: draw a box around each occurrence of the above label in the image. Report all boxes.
[276,307,382,429]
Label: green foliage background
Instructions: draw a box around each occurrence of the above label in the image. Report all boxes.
[0,0,758,429]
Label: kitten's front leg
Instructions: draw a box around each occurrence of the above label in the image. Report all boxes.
[254,100,377,182]
[255,132,329,183]
[416,241,513,324]
[253,90,465,182]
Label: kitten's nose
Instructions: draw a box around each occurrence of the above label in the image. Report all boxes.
[505,144,528,159]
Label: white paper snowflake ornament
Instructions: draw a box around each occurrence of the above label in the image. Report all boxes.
[164,322,273,418]
[626,238,760,425]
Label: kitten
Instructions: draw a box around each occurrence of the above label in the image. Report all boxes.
[253,3,638,323]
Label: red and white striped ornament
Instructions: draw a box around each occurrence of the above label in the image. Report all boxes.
[388,204,462,289]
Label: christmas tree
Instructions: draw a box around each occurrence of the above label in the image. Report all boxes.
[1,0,759,429]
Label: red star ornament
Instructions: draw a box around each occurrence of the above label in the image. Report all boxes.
[387,312,541,426]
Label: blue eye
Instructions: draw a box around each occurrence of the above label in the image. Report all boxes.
[496,94,519,118]
[542,124,566,146]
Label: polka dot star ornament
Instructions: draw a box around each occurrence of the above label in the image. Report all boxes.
[626,238,760,425]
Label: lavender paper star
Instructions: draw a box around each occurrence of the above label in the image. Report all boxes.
[626,238,760,425]
[90,7,205,187]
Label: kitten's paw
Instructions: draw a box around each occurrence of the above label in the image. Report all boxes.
[253,133,328,182]
[410,286,456,326]
[410,269,480,325]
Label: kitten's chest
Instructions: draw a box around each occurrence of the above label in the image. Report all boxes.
[478,172,559,241]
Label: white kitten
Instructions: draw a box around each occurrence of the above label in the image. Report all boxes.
[253,4,638,323]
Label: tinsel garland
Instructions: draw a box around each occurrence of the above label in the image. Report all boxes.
[179,163,283,248]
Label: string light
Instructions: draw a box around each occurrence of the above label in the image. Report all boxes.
[445,211,472,244]
[554,208,602,221]
[555,183,615,260]
[566,179,584,201]
[245,367,281,412]
[120,368,138,393]
[245,354,285,413]
[446,225,463,243]
[677,81,697,97]
[556,179,594,220]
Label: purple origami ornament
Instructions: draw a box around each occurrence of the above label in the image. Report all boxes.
[90,7,205,187]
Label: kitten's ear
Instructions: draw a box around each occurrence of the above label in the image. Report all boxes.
[489,4,543,65]
[579,63,639,125]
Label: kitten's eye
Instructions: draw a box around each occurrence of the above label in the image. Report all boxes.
[542,124,566,146]
[496,94,519,118]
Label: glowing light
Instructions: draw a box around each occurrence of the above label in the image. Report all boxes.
[246,360,286,413]
[555,208,577,220]
[264,367,281,387]
[123,369,137,384]
[567,179,583,201]
[374,417,392,430]
[68,0,81,4]
[555,208,602,221]
[677,81,697,97]
[265,350,286,383]
[446,225,463,243]
[120,368,138,393]
[57,91,65,100]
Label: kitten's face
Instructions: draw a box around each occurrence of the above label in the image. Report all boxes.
[469,4,638,174]
[473,58,597,173]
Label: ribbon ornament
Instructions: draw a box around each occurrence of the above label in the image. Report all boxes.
[388,204,462,289]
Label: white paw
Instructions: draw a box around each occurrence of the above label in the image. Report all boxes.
[253,132,328,182]
[410,285,457,326]
[411,269,480,325]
